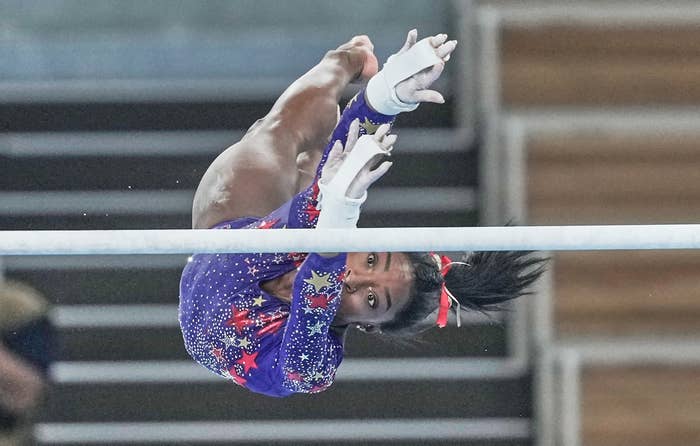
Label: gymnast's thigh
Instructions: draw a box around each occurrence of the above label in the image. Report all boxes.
[191,127,302,229]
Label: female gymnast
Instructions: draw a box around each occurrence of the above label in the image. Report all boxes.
[180,30,545,397]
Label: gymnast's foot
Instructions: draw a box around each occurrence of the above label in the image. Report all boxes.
[335,35,379,81]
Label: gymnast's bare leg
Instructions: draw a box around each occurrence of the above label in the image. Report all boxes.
[191,36,377,229]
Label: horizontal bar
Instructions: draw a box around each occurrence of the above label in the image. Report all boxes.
[36,419,530,444]
[51,358,524,384]
[0,225,698,255]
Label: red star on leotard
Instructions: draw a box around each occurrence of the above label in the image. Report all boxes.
[288,252,307,268]
[304,202,320,221]
[224,304,255,334]
[286,371,303,382]
[309,384,328,393]
[257,310,288,337]
[257,218,280,229]
[211,347,224,362]
[307,294,331,309]
[236,350,259,374]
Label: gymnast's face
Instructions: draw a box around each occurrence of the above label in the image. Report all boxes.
[335,252,414,328]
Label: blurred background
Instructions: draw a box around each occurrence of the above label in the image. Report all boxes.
[0,0,699,445]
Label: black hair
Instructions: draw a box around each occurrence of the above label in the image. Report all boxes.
[378,251,548,337]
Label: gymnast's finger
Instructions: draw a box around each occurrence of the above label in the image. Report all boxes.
[436,40,457,60]
[374,123,391,141]
[430,33,448,48]
[366,160,393,185]
[399,29,418,54]
[413,89,445,104]
[345,119,360,152]
[421,62,445,87]
[381,134,397,151]
[326,140,344,165]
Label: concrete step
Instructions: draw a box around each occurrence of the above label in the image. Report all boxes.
[0,150,475,191]
[0,208,478,230]
[38,374,531,423]
[36,420,530,446]
[54,322,509,361]
[39,438,531,446]
[0,99,455,132]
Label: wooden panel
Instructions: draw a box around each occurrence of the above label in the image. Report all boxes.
[526,132,700,225]
[501,25,700,106]
[528,132,700,161]
[553,251,700,336]
[583,366,700,446]
[529,162,700,200]
[529,199,700,225]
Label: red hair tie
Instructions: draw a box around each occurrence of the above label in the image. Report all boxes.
[432,253,460,328]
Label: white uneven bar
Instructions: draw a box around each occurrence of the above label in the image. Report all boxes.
[0,225,698,255]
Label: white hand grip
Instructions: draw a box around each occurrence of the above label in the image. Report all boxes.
[366,37,444,115]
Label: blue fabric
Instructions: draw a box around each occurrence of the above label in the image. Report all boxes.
[179,91,394,397]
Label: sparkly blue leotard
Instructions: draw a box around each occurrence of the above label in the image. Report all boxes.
[179,91,394,397]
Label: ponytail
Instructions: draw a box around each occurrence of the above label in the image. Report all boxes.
[443,251,547,313]
[378,251,547,338]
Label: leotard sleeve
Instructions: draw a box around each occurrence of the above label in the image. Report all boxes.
[269,252,347,394]
[287,90,395,228]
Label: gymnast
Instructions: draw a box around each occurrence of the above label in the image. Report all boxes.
[180,30,545,397]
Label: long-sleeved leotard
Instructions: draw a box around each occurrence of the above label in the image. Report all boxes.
[179,91,394,397]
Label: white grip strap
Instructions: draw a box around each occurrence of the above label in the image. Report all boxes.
[316,135,386,228]
[366,37,444,115]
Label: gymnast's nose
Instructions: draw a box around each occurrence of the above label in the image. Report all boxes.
[344,269,371,291]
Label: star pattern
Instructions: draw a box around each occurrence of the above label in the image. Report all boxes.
[359,117,382,134]
[221,335,237,348]
[257,218,280,229]
[236,350,259,374]
[308,294,331,309]
[178,90,394,397]
[304,270,332,293]
[307,321,324,336]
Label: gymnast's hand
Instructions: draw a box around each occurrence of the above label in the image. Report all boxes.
[393,30,458,105]
[320,118,395,200]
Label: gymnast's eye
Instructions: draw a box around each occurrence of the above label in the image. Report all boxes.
[367,253,377,266]
[367,291,377,309]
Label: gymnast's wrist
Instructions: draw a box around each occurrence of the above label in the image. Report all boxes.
[315,182,367,229]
